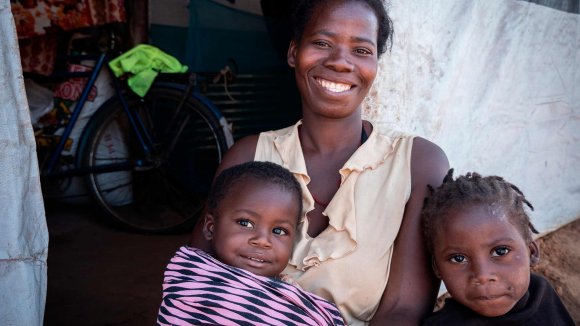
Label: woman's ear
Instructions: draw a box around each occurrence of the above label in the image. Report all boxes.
[203,214,216,241]
[529,240,540,266]
[431,257,442,279]
[287,40,297,68]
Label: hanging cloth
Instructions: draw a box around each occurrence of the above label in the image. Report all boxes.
[108,44,188,97]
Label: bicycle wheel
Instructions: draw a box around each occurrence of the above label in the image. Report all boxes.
[78,86,229,233]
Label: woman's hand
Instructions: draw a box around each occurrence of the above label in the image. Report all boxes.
[370,137,449,325]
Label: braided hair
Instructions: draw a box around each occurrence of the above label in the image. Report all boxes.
[421,169,539,255]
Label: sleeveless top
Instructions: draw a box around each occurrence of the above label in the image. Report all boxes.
[254,120,415,325]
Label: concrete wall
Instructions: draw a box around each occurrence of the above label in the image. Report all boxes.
[364,0,580,233]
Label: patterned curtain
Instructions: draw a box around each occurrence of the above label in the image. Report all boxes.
[11,0,126,75]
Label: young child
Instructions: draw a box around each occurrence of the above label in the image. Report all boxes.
[157,161,345,326]
[421,170,574,325]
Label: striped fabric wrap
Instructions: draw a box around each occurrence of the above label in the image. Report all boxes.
[158,246,345,326]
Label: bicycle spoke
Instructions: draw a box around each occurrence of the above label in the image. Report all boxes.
[80,85,227,232]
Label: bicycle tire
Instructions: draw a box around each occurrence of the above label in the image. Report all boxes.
[77,85,228,233]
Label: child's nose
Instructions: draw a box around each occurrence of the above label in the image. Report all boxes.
[470,260,498,285]
[249,229,272,248]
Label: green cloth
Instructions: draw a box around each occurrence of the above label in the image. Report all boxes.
[109,44,188,97]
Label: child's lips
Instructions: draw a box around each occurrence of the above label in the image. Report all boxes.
[473,293,508,302]
[241,254,270,265]
[476,295,502,300]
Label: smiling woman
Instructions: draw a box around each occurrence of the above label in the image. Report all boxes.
[287,1,378,120]
[190,0,450,324]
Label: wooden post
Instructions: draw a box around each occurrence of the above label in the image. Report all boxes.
[126,0,149,46]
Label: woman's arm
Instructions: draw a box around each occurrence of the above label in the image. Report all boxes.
[370,137,449,325]
[189,135,259,250]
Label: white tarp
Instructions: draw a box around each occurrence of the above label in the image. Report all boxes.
[0,0,49,325]
[365,0,580,234]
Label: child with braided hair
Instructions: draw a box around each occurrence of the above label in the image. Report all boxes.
[421,170,573,325]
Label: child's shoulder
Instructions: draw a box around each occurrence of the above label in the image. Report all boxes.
[526,273,574,325]
[421,296,474,326]
[422,274,574,326]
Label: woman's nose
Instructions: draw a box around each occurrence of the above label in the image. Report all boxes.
[249,229,272,248]
[324,46,354,72]
[470,259,498,285]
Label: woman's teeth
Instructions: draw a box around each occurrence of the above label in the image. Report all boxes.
[317,78,352,93]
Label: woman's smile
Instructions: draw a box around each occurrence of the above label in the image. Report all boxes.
[288,0,378,118]
[315,77,353,93]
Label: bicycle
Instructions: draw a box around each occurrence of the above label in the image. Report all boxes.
[36,50,234,233]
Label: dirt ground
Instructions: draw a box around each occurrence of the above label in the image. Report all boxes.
[44,202,190,325]
[532,218,580,323]
[44,201,580,325]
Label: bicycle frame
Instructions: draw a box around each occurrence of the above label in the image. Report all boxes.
[41,52,233,180]
[41,53,152,179]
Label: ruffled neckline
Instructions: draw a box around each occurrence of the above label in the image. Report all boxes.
[272,120,403,270]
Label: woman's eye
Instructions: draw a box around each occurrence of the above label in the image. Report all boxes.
[492,246,510,257]
[354,48,372,55]
[313,41,330,48]
[272,227,288,236]
[450,255,467,263]
[237,220,254,228]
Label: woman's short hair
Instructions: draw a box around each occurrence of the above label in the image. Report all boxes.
[291,0,394,56]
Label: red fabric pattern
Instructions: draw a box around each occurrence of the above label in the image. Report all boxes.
[12,0,126,38]
[18,34,58,76]
[12,0,126,75]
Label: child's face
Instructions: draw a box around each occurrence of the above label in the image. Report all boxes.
[203,178,300,278]
[432,203,539,317]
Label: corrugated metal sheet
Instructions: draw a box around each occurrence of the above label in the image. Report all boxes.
[202,70,301,140]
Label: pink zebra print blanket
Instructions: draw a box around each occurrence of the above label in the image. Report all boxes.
[157,246,344,326]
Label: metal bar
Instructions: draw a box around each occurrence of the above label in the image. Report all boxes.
[45,53,108,174]
[106,65,153,156]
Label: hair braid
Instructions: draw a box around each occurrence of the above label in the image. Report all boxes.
[421,169,538,255]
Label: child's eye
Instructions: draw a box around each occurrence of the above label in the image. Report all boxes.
[491,246,510,257]
[237,220,254,228]
[272,227,288,236]
[449,254,467,263]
